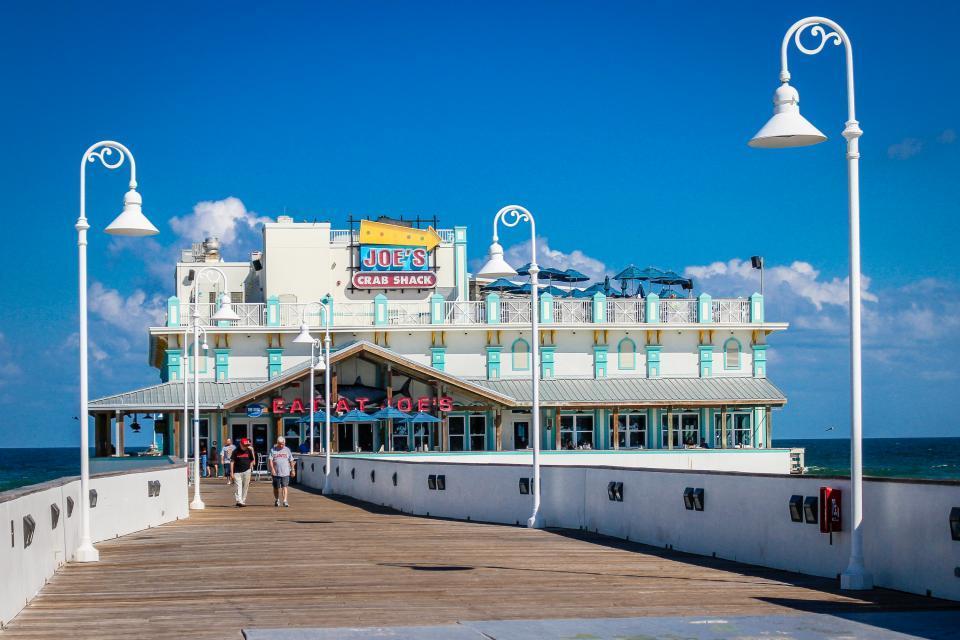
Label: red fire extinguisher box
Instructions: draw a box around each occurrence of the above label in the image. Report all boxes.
[819,487,842,534]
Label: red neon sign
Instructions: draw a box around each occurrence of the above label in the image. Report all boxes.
[268,395,454,415]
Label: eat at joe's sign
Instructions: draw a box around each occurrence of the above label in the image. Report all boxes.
[267,395,454,414]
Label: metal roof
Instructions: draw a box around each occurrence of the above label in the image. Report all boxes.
[470,376,786,407]
[88,379,268,411]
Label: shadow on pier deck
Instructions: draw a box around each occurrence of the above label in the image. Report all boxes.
[5,480,956,639]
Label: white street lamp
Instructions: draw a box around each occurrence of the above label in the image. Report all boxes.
[477,205,543,529]
[292,300,332,492]
[76,141,158,562]
[749,17,873,590]
[186,268,236,510]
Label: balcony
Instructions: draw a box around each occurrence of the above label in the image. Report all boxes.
[165,294,763,330]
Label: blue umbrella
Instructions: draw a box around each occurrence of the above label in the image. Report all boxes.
[481,277,521,292]
[370,406,412,421]
[402,412,442,424]
[561,268,590,282]
[338,409,376,423]
[540,284,568,297]
[296,411,342,424]
[649,270,688,286]
[516,263,567,282]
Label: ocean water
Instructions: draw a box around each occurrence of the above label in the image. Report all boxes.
[0,439,957,492]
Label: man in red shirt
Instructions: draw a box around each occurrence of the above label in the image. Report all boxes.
[230,438,256,507]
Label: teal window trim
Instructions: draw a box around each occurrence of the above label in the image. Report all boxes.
[723,337,742,370]
[511,338,531,371]
[617,337,637,371]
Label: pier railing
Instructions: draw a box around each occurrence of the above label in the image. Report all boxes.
[165,293,765,329]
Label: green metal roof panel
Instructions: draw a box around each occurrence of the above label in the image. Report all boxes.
[89,379,268,411]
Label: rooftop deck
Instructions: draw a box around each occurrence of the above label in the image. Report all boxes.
[6,480,953,639]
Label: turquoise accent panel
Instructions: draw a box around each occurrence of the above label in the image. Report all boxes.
[723,337,743,370]
[430,294,445,324]
[485,346,503,380]
[754,406,766,448]
[617,337,637,371]
[750,293,764,323]
[753,344,768,378]
[592,292,606,322]
[267,348,283,380]
[374,294,388,326]
[163,349,182,382]
[698,344,714,378]
[214,348,230,381]
[539,293,554,323]
[645,292,660,323]
[700,407,709,445]
[454,226,468,301]
[430,346,446,371]
[596,409,606,450]
[266,296,280,327]
[485,292,501,323]
[511,338,531,371]
[166,296,180,328]
[188,342,208,374]
[593,345,608,379]
[322,295,334,327]
[486,410,495,451]
[649,408,659,449]
[645,344,662,378]
[698,293,713,323]
[540,345,555,379]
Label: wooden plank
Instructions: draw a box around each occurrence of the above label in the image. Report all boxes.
[3,481,949,640]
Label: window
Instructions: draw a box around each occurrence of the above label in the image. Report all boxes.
[448,416,465,452]
[469,415,487,451]
[724,338,741,370]
[609,413,647,448]
[392,423,409,452]
[413,424,431,450]
[660,412,701,448]
[714,412,753,447]
[559,414,594,449]
[618,338,636,370]
[512,339,530,370]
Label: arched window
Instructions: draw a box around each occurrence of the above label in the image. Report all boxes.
[618,337,636,370]
[724,338,741,370]
[512,338,530,370]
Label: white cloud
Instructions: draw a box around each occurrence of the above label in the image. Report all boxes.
[938,129,956,144]
[487,237,609,281]
[89,281,166,336]
[169,197,271,247]
[887,138,923,160]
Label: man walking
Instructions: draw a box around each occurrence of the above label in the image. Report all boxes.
[221,439,236,485]
[268,436,295,507]
[231,438,256,507]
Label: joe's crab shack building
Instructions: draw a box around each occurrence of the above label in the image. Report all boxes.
[89,216,795,471]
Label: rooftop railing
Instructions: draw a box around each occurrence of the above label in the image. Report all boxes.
[165,293,765,329]
[329,229,456,244]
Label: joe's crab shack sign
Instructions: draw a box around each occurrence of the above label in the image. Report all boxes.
[248,394,455,416]
[351,219,440,289]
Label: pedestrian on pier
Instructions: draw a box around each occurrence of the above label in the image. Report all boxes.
[269,436,295,507]
[221,439,235,485]
[231,438,255,507]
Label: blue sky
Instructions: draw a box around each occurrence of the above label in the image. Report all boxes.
[1,1,957,447]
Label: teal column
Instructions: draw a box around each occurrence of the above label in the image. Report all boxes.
[752,344,768,378]
[485,292,501,324]
[698,293,713,323]
[430,346,446,371]
[593,344,608,378]
[750,293,764,323]
[754,406,766,448]
[596,408,606,450]
[645,292,660,323]
[592,292,606,323]
[163,349,183,382]
[430,293,445,324]
[485,346,503,380]
[698,344,713,378]
[266,296,280,327]
[374,294,388,326]
[322,294,334,327]
[542,408,552,450]
[166,296,181,327]
[540,345,555,379]
[486,410,495,451]
[214,348,230,381]
[649,408,660,449]
[645,344,662,378]
[454,226,468,301]
[267,348,283,379]
[539,292,554,323]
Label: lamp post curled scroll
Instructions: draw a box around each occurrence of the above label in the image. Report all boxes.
[293,300,332,492]
[749,17,872,591]
[477,205,543,529]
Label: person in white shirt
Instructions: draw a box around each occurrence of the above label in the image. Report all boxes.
[268,436,295,507]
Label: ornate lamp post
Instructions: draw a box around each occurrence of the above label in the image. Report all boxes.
[749,16,872,590]
[186,267,239,510]
[76,141,159,562]
[477,205,543,528]
[293,300,332,491]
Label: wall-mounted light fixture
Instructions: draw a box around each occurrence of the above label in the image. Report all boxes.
[804,496,819,524]
[789,495,803,522]
[683,487,695,510]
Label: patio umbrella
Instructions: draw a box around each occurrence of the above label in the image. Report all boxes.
[296,411,343,424]
[560,268,590,282]
[540,284,568,297]
[338,409,376,423]
[649,270,688,286]
[370,406,412,421]
[481,277,521,293]
[516,263,566,282]
[402,412,443,424]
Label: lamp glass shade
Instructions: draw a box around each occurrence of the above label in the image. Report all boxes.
[211,294,241,322]
[314,357,326,371]
[293,323,315,344]
[105,189,160,236]
[476,242,518,279]
[748,83,827,149]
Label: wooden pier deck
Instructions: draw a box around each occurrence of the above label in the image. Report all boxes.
[4,480,954,639]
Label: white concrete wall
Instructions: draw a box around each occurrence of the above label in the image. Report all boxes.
[0,464,189,627]
[298,455,960,602]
